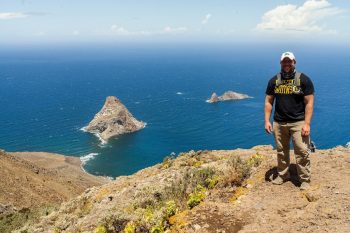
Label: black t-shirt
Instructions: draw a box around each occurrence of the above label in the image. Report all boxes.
[265,72,314,122]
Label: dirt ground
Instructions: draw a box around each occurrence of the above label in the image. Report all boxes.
[177,146,350,233]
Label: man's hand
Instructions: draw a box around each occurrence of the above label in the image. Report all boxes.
[303,94,313,137]
[265,121,273,134]
[264,95,274,134]
[302,123,310,136]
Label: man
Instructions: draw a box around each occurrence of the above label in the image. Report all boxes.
[264,51,315,190]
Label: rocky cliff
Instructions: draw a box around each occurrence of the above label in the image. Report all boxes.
[207,91,252,103]
[17,146,350,233]
[84,96,145,142]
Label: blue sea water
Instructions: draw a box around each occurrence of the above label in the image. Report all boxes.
[0,42,349,177]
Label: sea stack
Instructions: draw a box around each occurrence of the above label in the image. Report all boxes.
[207,90,252,103]
[84,96,145,141]
[208,92,220,103]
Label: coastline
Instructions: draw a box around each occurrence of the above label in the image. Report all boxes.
[9,150,108,179]
[0,149,109,210]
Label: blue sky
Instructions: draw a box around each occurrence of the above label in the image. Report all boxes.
[0,0,349,45]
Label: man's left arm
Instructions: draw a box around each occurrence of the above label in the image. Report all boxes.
[302,94,314,136]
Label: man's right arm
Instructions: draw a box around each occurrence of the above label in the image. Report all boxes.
[264,95,274,134]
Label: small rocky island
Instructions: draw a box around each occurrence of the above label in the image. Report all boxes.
[84,96,145,142]
[207,91,252,103]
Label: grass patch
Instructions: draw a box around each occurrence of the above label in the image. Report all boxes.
[123,221,136,233]
[0,205,57,233]
[187,185,207,209]
[93,225,108,233]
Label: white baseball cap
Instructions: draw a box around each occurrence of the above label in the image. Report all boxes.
[280,51,296,61]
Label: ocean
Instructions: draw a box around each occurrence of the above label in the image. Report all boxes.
[1,42,349,177]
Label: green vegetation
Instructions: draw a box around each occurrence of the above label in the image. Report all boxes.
[78,197,93,217]
[123,221,136,233]
[205,174,220,189]
[187,184,207,209]
[162,155,175,169]
[93,225,108,233]
[13,151,265,233]
[87,154,261,232]
[224,156,252,186]
[151,224,165,233]
[165,200,177,217]
[247,153,264,167]
[0,205,57,233]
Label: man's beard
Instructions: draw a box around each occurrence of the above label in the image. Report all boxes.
[281,67,296,79]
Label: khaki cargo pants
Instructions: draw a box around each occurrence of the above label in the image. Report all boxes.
[273,120,311,183]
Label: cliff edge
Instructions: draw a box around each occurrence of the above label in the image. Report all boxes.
[19,145,350,233]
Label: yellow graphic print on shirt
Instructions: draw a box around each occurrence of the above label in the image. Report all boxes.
[274,79,302,95]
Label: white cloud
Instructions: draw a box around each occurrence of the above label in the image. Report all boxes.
[110,25,153,36]
[162,26,188,34]
[109,24,188,36]
[110,24,130,35]
[256,0,343,33]
[201,13,212,24]
[0,12,28,20]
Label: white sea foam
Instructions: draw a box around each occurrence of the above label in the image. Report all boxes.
[81,122,147,146]
[346,142,350,148]
[80,152,99,165]
[94,132,107,145]
[80,126,87,132]
[176,92,184,95]
[80,126,108,145]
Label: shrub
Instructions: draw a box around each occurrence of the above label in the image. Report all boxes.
[205,175,220,189]
[162,155,175,169]
[227,156,251,185]
[187,185,206,209]
[101,216,128,233]
[151,224,165,233]
[247,154,264,167]
[219,156,252,187]
[165,200,177,217]
[93,225,108,233]
[144,206,155,222]
[162,167,217,210]
[196,167,215,181]
[124,221,136,233]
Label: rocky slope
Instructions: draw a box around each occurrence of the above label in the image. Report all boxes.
[84,96,145,142]
[0,149,108,232]
[207,91,252,103]
[19,145,350,233]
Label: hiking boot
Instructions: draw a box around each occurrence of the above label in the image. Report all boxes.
[300,182,311,191]
[272,173,290,185]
